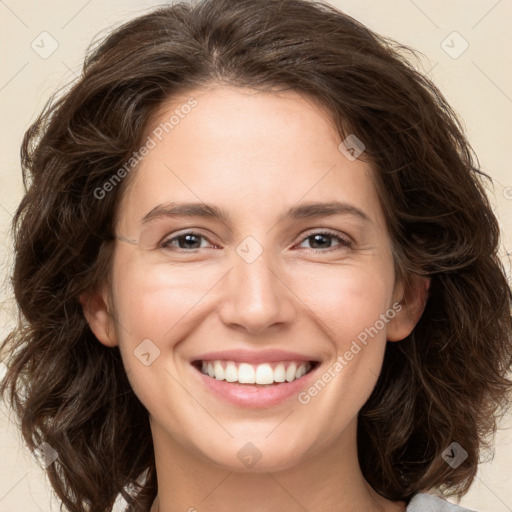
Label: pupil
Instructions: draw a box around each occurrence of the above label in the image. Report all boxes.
[179,234,200,249]
[310,234,331,249]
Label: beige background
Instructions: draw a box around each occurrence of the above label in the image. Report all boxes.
[0,1,511,511]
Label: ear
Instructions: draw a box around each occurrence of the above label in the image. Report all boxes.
[386,275,431,342]
[79,285,118,347]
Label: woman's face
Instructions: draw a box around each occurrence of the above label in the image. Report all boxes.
[85,84,423,472]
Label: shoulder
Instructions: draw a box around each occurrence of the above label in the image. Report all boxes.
[406,493,478,512]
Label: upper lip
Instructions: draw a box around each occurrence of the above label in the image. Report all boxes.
[191,349,319,365]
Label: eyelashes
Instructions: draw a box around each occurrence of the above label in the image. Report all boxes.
[296,230,352,251]
[160,231,213,251]
[159,229,353,253]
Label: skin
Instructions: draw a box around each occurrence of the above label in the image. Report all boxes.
[81,84,429,512]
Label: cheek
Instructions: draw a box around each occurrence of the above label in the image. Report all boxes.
[289,259,395,407]
[112,254,232,406]
[288,264,394,436]
[290,265,395,425]
[287,258,396,345]
[108,256,227,405]
[111,256,224,341]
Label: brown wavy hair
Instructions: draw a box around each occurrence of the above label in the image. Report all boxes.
[1,0,511,510]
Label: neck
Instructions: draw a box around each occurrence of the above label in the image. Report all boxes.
[148,418,405,512]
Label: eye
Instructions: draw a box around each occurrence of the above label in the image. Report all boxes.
[160,231,216,251]
[296,230,352,252]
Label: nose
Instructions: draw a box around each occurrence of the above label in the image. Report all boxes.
[217,249,297,334]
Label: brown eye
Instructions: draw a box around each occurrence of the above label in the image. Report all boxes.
[161,232,213,250]
[297,231,352,252]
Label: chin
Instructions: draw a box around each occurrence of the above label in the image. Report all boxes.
[195,438,311,474]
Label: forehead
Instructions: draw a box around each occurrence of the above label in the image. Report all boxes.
[144,84,343,168]
[116,85,385,234]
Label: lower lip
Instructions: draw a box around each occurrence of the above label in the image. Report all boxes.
[192,363,319,408]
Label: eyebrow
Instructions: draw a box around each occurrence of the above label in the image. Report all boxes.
[140,201,372,226]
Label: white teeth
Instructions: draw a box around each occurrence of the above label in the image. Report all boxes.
[198,360,313,384]
[285,362,297,382]
[225,362,238,382]
[274,363,286,382]
[213,361,225,381]
[238,363,255,383]
[255,364,274,385]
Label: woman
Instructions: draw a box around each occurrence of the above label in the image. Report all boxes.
[1,0,511,511]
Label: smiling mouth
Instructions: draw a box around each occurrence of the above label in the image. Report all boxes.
[191,360,319,386]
